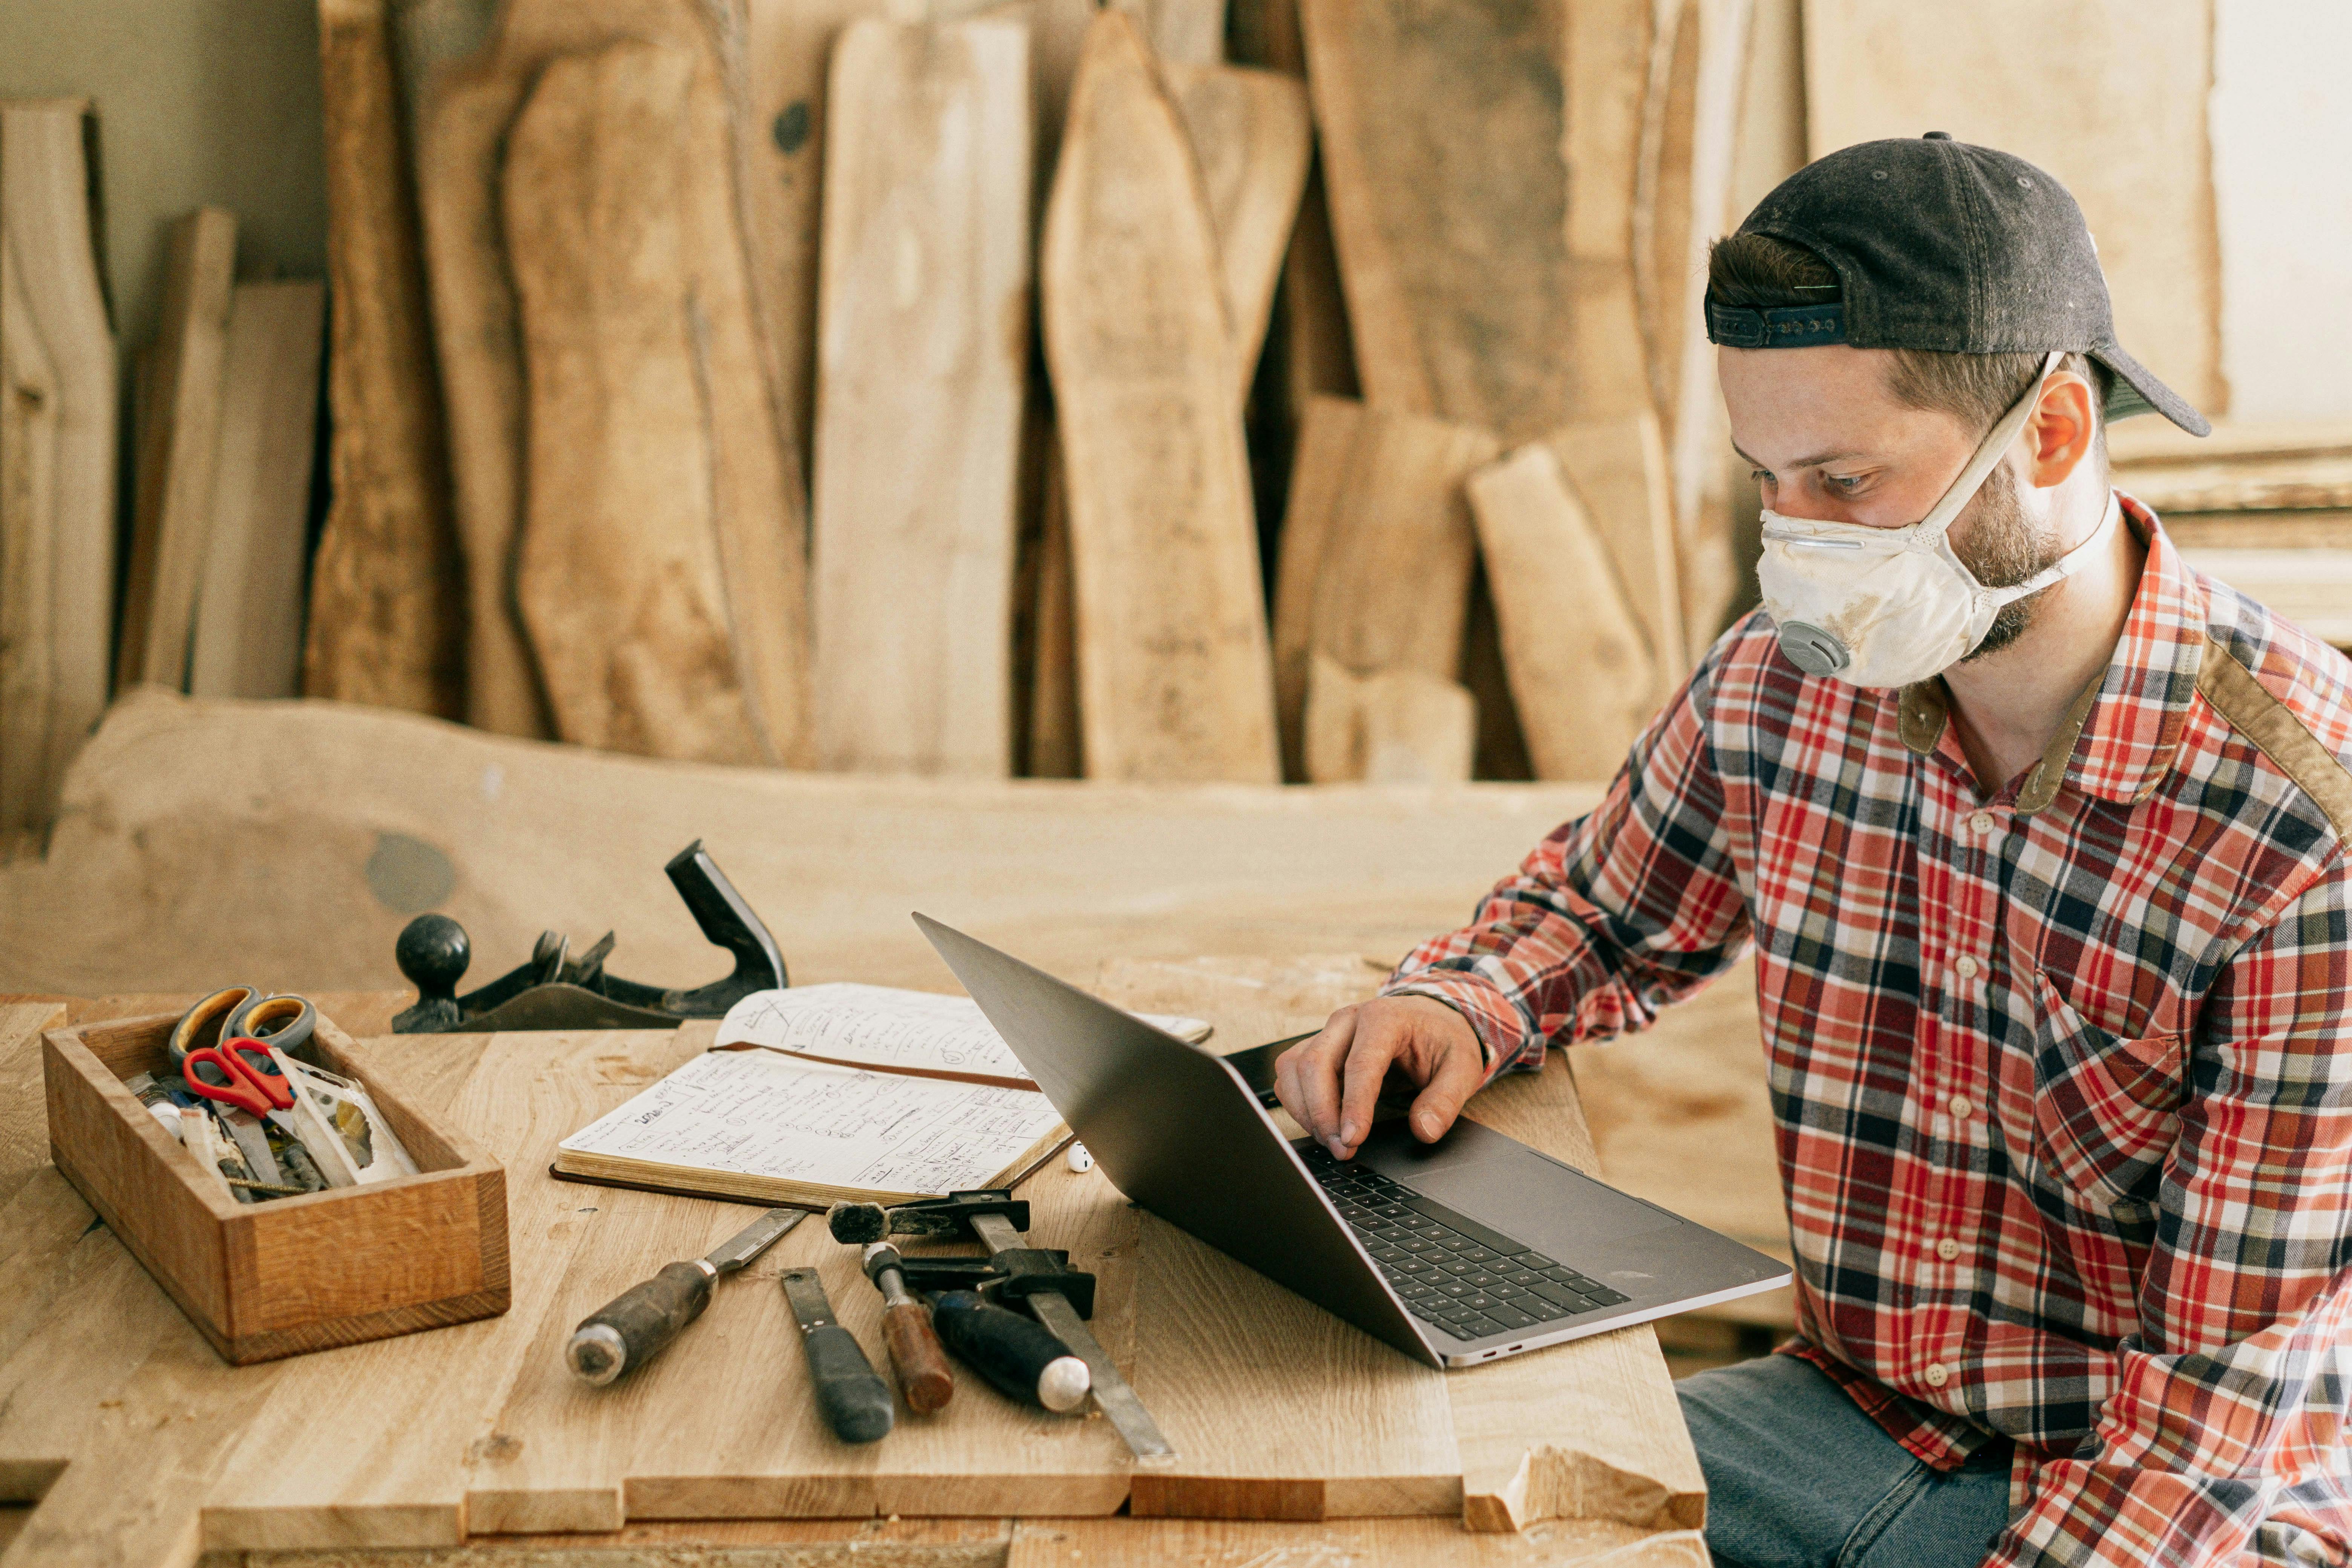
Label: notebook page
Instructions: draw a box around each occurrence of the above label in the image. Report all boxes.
[557,1049,1063,1196]
[714,983,1211,1084]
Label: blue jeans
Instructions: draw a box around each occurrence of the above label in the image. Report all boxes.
[1678,1354,2017,1568]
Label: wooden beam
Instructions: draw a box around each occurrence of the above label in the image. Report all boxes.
[501,41,773,764]
[809,18,1032,776]
[1303,655,1476,784]
[116,208,236,696]
[189,282,327,701]
[1298,0,1573,443]
[1160,60,1312,403]
[1110,0,1228,64]
[1467,443,1659,782]
[1547,413,1684,690]
[1041,9,1279,783]
[1563,0,1654,423]
[306,0,465,719]
[0,101,114,843]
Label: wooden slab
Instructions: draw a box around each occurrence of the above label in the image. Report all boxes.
[1160,61,1312,401]
[2108,419,2352,468]
[115,208,236,695]
[189,281,326,701]
[1041,9,1280,783]
[2162,512,2352,551]
[306,0,465,721]
[1467,444,1659,781]
[1025,424,1083,778]
[1802,0,2222,413]
[1298,0,1572,443]
[2176,549,2352,647]
[2112,456,2352,514]
[1563,0,1654,424]
[810,18,1032,777]
[1271,397,1498,779]
[1009,1516,1710,1566]
[1548,413,1684,690]
[1111,0,1229,64]
[0,101,113,845]
[1304,658,1477,786]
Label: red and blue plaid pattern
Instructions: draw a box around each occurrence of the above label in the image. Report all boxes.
[1389,500,2352,1566]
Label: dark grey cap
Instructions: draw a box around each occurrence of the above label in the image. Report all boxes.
[1705,133,2210,436]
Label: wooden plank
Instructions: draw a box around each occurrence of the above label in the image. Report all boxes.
[1277,162,1360,424]
[810,17,1032,777]
[1008,1516,1709,1566]
[1041,9,1280,783]
[115,208,236,695]
[0,102,113,845]
[1548,413,1684,689]
[1303,657,1477,785]
[307,0,465,720]
[1111,0,1228,64]
[502,39,805,765]
[189,282,327,701]
[1467,444,1659,782]
[1563,0,1654,423]
[1026,425,1083,777]
[2108,418,2352,469]
[0,238,60,847]
[1298,0,1572,443]
[2162,512,2352,550]
[1270,397,1497,777]
[1160,60,1312,402]
[0,1001,66,1200]
[2112,455,2352,514]
[1802,0,2222,413]
[2176,548,2352,646]
[1633,0,1696,432]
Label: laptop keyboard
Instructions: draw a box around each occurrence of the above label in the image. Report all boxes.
[1301,1145,1631,1344]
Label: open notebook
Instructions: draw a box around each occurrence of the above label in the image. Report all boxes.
[553,983,1209,1207]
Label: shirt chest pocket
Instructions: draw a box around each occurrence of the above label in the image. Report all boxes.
[2024,970,2185,1214]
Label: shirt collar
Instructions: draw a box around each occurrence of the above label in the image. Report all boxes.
[1896,493,2205,815]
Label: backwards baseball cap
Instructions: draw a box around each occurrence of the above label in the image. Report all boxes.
[1705,133,2210,436]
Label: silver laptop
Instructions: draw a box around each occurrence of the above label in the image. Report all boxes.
[917,915,1791,1369]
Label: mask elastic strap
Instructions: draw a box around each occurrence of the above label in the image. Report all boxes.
[1914,350,2066,543]
[1978,493,2122,610]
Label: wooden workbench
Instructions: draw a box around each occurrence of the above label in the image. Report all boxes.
[0,961,1713,1568]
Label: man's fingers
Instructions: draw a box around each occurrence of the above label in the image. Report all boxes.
[1289,1009,1357,1151]
[1335,1018,1403,1156]
[1406,1030,1485,1145]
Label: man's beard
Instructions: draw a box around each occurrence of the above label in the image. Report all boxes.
[1954,461,2063,662]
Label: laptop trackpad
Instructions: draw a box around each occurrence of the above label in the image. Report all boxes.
[1360,1120,1683,1266]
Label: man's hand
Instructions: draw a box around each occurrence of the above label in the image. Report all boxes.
[1273,995,1484,1160]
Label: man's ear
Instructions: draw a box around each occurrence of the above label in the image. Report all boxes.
[2024,371,2098,490]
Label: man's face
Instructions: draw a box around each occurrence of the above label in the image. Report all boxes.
[1719,343,2061,658]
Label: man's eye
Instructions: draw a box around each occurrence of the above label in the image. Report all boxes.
[1828,475,1866,492]
[1750,469,1773,485]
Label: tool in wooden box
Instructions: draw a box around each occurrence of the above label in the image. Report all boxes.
[828,1190,1174,1460]
[392,840,787,1033]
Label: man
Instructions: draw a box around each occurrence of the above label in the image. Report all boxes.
[1276,135,2352,1566]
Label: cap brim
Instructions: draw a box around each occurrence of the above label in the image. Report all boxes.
[2092,341,2211,436]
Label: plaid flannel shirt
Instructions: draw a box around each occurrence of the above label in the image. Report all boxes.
[1388,499,2352,1567]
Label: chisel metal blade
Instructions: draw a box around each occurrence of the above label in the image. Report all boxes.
[704,1207,807,1273]
[1022,1288,1176,1462]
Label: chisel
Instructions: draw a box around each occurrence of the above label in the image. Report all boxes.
[567,1208,805,1385]
[928,1288,1091,1412]
[859,1243,957,1413]
[781,1267,894,1443]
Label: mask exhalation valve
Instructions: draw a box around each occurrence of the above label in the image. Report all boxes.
[1777,622,1851,677]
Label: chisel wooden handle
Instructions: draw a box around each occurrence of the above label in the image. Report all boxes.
[802,1321,894,1442]
[881,1300,956,1413]
[932,1290,1092,1412]
[567,1261,714,1385]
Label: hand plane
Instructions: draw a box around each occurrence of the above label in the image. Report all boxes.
[392,840,787,1033]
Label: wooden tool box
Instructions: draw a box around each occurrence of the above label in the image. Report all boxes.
[41,1009,508,1363]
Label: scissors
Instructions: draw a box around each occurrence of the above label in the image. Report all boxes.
[183,1038,305,1137]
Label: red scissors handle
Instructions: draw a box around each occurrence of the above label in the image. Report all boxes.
[184,1039,294,1116]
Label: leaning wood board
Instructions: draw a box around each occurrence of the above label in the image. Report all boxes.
[1298,0,1574,444]
[810,17,1032,777]
[502,37,807,765]
[1548,412,1685,692]
[307,0,465,720]
[0,101,114,842]
[115,208,236,694]
[1042,11,1281,783]
[1802,0,2222,413]
[190,281,327,701]
[0,965,1701,1551]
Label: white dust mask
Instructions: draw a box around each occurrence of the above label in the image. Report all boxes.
[1755,351,2117,688]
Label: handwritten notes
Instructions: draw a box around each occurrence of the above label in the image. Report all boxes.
[714,982,1210,1087]
[556,1048,1066,1203]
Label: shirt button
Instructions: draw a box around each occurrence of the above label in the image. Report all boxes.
[1924,1362,1951,1388]
[1953,955,1980,980]
[1970,810,1996,836]
[1936,1237,1962,1261]
[1947,1095,1975,1120]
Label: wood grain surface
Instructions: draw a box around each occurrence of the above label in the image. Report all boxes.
[116,208,236,695]
[1562,0,1654,424]
[1298,0,1572,443]
[1041,10,1280,783]
[306,0,465,720]
[1548,413,1685,692]
[0,102,113,844]
[1110,0,1228,64]
[1467,444,1659,781]
[810,18,1032,777]
[1303,657,1478,785]
[189,282,326,701]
